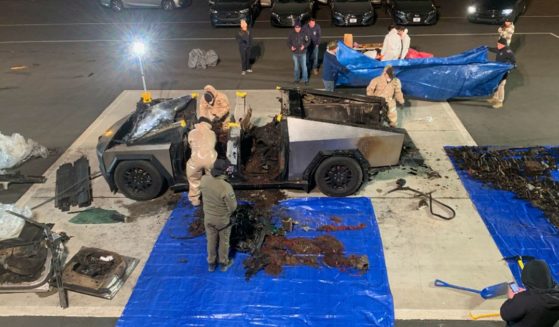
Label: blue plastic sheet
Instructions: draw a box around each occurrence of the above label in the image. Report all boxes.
[336,42,513,101]
[118,196,394,327]
[447,146,559,286]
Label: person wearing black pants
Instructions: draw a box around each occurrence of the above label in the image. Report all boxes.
[236,19,253,75]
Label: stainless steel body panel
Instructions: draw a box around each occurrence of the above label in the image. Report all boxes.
[102,143,174,176]
[287,117,404,179]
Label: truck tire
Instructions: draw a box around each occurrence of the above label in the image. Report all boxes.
[314,156,363,197]
[114,161,165,201]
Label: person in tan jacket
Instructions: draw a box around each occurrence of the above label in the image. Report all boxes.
[366,65,404,127]
[186,116,218,206]
[199,85,230,122]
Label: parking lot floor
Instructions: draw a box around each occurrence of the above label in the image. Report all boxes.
[2,89,511,322]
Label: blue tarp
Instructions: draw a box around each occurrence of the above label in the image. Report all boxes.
[118,196,394,327]
[336,42,513,101]
[447,146,559,286]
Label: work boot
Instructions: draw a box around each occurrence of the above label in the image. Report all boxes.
[313,68,319,76]
[208,264,216,272]
[492,102,503,109]
[220,259,234,272]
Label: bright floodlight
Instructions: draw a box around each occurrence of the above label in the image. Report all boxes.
[131,41,146,56]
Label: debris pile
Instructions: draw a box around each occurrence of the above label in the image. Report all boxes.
[242,121,282,181]
[447,146,559,226]
[244,234,369,280]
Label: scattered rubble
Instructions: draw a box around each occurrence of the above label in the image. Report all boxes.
[244,234,369,280]
[446,146,559,227]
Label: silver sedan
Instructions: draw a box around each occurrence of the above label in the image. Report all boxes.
[99,0,183,11]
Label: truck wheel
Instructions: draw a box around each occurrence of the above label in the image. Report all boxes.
[115,161,165,201]
[315,156,363,197]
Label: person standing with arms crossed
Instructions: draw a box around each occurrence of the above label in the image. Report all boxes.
[236,19,253,75]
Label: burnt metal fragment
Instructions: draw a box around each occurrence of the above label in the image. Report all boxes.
[446,146,559,227]
[62,247,139,300]
[55,156,92,212]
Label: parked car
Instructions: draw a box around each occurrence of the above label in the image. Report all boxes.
[96,89,405,200]
[467,0,527,24]
[209,0,260,26]
[99,0,182,11]
[271,0,315,27]
[385,0,439,25]
[330,0,377,27]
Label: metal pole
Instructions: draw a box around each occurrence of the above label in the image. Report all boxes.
[138,55,147,92]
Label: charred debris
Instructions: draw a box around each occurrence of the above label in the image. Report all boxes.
[190,190,370,280]
[446,146,559,227]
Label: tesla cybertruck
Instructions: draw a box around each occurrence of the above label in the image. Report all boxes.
[96,88,405,201]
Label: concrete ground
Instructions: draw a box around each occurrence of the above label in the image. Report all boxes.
[1,0,559,325]
[1,89,511,325]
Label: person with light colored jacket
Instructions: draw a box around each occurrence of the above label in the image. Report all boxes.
[366,65,404,127]
[400,28,411,59]
[186,117,217,206]
[199,84,230,121]
[498,19,515,46]
[381,25,407,61]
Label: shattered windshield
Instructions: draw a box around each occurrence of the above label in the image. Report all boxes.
[127,96,192,142]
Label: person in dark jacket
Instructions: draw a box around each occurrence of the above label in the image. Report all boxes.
[287,20,310,84]
[321,41,348,92]
[302,18,321,76]
[489,37,516,109]
[200,159,237,272]
[236,19,253,75]
[500,260,559,326]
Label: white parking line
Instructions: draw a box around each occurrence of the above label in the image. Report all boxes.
[0,32,555,44]
[0,14,558,28]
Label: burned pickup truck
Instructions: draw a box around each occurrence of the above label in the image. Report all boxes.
[96,88,405,201]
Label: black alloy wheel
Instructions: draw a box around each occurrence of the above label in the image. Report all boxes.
[162,0,175,10]
[315,156,364,197]
[110,0,123,12]
[114,161,165,201]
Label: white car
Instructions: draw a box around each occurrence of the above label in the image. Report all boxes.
[99,0,183,11]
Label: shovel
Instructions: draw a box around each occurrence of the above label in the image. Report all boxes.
[434,279,509,299]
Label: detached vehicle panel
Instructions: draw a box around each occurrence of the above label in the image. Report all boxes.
[386,0,439,25]
[330,0,377,26]
[97,89,405,201]
[209,0,261,27]
[271,0,315,27]
[467,0,526,24]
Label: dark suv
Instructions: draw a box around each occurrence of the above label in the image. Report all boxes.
[209,0,260,27]
[271,0,315,27]
[330,0,377,26]
[467,0,527,24]
[385,0,439,25]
